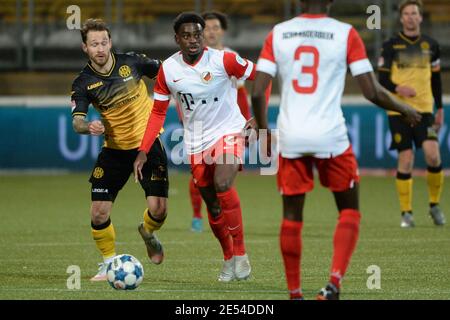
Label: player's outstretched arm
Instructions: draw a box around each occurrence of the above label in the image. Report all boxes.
[355,72,422,126]
[134,99,169,182]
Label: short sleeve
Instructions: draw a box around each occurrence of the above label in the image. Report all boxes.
[256,30,277,77]
[153,65,171,101]
[378,39,394,72]
[223,51,255,80]
[71,79,90,117]
[347,27,373,76]
[431,41,441,72]
[126,52,161,79]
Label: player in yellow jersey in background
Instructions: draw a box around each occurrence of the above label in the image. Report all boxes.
[378,0,445,227]
[71,19,168,280]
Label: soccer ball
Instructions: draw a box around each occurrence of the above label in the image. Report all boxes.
[107,254,144,290]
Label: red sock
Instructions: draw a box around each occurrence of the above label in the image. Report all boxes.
[207,210,234,260]
[189,177,203,219]
[330,209,361,288]
[280,219,303,294]
[217,188,246,256]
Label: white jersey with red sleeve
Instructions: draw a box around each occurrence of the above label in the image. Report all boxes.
[153,47,254,154]
[224,46,246,88]
[257,14,373,158]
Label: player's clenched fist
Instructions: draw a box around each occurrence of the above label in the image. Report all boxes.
[88,120,105,135]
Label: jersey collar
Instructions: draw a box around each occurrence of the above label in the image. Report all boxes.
[181,47,208,67]
[87,52,116,77]
[299,13,328,18]
[398,32,421,45]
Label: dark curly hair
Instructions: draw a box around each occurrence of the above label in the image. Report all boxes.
[173,12,205,33]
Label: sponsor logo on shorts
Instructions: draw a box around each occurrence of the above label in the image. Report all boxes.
[92,188,109,193]
[92,167,104,179]
[151,175,167,181]
[427,127,437,139]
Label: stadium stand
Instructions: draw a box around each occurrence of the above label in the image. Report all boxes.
[0,0,449,94]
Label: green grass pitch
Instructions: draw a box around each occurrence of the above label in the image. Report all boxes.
[0,172,449,300]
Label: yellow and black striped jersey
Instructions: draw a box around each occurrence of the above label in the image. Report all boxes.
[71,52,161,150]
[378,32,440,115]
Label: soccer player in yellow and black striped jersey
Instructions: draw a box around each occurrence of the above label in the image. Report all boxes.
[71,19,169,281]
[378,0,445,228]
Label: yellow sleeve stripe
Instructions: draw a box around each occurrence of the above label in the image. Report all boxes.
[72,112,87,117]
[378,67,391,72]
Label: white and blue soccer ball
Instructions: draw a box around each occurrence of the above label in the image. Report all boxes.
[107,254,144,290]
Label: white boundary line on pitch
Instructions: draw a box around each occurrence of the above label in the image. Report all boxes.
[0,237,448,248]
[0,288,287,294]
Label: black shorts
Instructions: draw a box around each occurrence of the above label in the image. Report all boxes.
[388,113,438,151]
[89,137,169,201]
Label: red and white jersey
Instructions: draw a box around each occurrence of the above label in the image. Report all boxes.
[257,14,373,158]
[154,47,254,154]
[224,46,246,89]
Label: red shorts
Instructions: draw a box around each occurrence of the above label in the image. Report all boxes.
[277,146,360,195]
[190,134,245,188]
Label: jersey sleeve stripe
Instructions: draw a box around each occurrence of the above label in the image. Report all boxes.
[153,92,171,101]
[256,58,277,77]
[349,58,373,76]
[240,60,255,80]
[72,112,87,117]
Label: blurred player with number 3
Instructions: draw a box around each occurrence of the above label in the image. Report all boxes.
[252,0,421,300]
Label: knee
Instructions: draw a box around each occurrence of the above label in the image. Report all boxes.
[426,153,441,167]
[90,203,111,225]
[398,155,414,172]
[148,202,167,220]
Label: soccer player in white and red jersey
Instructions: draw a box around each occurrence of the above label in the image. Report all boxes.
[186,11,254,233]
[134,12,257,282]
[252,0,421,300]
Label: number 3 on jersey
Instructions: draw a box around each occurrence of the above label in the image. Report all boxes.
[293,46,319,94]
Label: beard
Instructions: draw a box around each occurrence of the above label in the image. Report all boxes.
[91,53,109,67]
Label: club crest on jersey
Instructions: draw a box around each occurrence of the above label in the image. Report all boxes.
[420,41,430,50]
[119,65,132,78]
[201,71,213,84]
